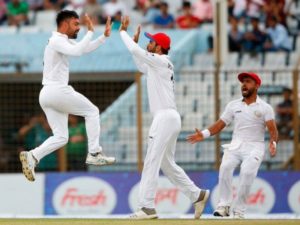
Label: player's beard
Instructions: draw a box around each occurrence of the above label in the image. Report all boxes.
[147,45,156,53]
[241,86,256,98]
[67,29,79,39]
[72,33,78,39]
[71,30,79,39]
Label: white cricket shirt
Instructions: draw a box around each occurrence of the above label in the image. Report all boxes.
[120,30,177,115]
[42,31,106,86]
[220,97,275,142]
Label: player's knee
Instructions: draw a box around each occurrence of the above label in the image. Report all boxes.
[220,161,234,172]
[161,160,179,175]
[57,135,69,146]
[161,162,171,174]
[87,105,99,117]
[240,169,257,184]
[219,162,234,179]
[92,105,99,115]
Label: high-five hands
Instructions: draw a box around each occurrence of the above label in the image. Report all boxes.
[133,24,141,43]
[120,16,130,31]
[83,14,94,32]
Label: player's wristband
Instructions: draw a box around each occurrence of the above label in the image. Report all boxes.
[202,129,211,139]
[272,141,277,148]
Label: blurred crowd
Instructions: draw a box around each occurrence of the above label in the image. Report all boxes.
[0,0,212,28]
[227,0,300,53]
[0,0,296,28]
[0,0,299,53]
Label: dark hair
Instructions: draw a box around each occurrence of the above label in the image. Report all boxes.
[183,1,191,8]
[250,16,259,22]
[269,16,278,23]
[283,87,292,93]
[56,10,79,27]
[161,47,169,55]
[161,2,168,7]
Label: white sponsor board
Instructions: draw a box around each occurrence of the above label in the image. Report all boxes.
[0,174,44,215]
[52,176,117,215]
[128,176,191,214]
[211,176,275,213]
[288,180,300,214]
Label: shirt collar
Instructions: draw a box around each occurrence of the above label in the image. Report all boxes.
[52,31,68,39]
[241,95,262,105]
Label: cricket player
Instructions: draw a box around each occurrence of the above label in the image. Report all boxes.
[19,10,116,182]
[119,16,210,219]
[187,72,278,219]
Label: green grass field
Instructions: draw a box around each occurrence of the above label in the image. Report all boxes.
[0,219,299,225]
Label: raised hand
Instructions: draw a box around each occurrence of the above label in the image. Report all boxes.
[104,16,112,37]
[133,24,141,43]
[83,14,94,32]
[186,128,204,144]
[119,16,130,31]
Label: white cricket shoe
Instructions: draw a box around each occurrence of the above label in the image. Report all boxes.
[129,208,158,219]
[86,152,116,166]
[233,211,245,219]
[19,151,36,182]
[213,206,230,217]
[194,189,210,219]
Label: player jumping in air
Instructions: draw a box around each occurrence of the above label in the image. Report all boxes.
[19,10,116,182]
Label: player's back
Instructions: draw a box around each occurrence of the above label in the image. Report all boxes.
[145,54,177,115]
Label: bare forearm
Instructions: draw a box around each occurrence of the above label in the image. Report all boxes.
[269,127,278,143]
[207,119,226,136]
[266,120,279,143]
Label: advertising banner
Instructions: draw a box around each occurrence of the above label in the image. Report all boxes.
[44,171,300,215]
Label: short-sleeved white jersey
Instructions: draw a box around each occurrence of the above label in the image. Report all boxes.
[120,31,177,115]
[43,31,106,86]
[220,97,275,142]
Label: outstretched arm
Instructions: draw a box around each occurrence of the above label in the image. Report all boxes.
[119,18,145,53]
[133,24,141,43]
[83,17,112,53]
[50,14,94,56]
[186,119,226,144]
[131,24,148,74]
[119,16,165,67]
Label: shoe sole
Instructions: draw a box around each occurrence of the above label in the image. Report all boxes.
[233,216,244,219]
[85,159,116,166]
[213,211,223,217]
[194,190,210,219]
[130,214,158,219]
[213,210,230,217]
[19,152,35,182]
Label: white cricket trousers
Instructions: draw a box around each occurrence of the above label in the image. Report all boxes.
[31,85,101,161]
[217,141,265,214]
[138,109,201,209]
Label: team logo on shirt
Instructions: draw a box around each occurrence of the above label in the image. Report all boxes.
[254,110,262,118]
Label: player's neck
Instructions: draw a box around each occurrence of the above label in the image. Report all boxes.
[243,94,257,105]
[57,27,67,36]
